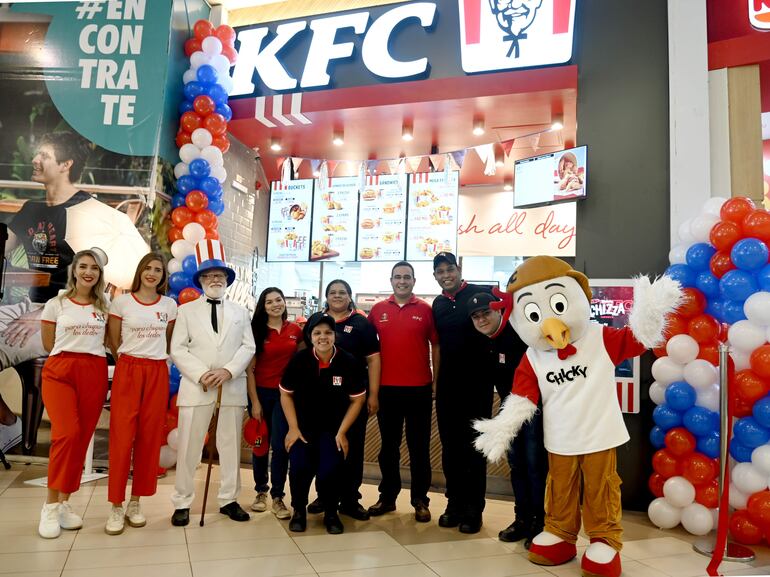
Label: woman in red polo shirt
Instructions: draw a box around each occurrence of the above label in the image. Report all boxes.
[247,287,303,520]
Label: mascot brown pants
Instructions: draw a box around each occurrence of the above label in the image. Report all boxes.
[544,447,623,551]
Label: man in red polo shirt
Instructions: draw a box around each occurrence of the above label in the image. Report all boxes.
[367,261,439,522]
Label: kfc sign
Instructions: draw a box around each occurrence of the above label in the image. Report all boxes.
[749,0,770,30]
[231,0,576,97]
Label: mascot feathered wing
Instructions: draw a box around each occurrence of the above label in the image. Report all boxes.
[474,256,682,577]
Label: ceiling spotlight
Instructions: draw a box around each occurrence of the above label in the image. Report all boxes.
[402,122,414,142]
[551,114,564,131]
[473,118,485,136]
[503,181,513,192]
[332,129,344,146]
[269,137,281,152]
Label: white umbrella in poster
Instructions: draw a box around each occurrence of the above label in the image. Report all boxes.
[64,198,150,289]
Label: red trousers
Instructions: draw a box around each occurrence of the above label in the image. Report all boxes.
[108,355,169,503]
[42,352,108,494]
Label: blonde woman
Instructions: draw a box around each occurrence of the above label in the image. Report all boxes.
[38,249,110,539]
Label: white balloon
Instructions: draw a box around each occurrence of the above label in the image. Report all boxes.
[202,36,223,56]
[191,128,213,149]
[211,165,227,183]
[683,359,718,389]
[732,462,769,495]
[201,145,224,167]
[745,292,770,327]
[182,68,197,85]
[166,428,179,451]
[678,219,695,243]
[695,383,720,412]
[190,50,209,70]
[652,357,685,386]
[690,214,720,243]
[681,503,714,536]
[219,74,234,95]
[171,239,195,260]
[648,497,682,529]
[159,445,177,468]
[729,320,767,353]
[669,243,689,265]
[174,162,189,179]
[703,196,728,217]
[650,381,668,405]
[731,350,752,371]
[667,334,700,365]
[752,445,770,476]
[729,483,748,510]
[182,222,206,244]
[663,476,696,508]
[179,143,201,164]
[167,258,183,275]
[210,54,231,74]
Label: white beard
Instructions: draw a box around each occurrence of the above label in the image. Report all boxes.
[203,285,226,300]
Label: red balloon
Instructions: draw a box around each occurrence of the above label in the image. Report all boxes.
[178,287,201,305]
[648,473,665,498]
[652,449,680,479]
[205,228,219,240]
[688,314,720,344]
[168,394,179,417]
[184,37,202,57]
[214,24,236,45]
[695,479,719,509]
[721,197,756,224]
[222,44,238,64]
[743,209,770,243]
[185,190,209,213]
[175,131,192,148]
[730,510,764,545]
[203,113,227,136]
[751,345,770,379]
[747,490,770,525]
[193,95,216,117]
[171,206,194,228]
[664,313,689,340]
[163,412,178,435]
[678,288,706,318]
[697,341,720,365]
[180,111,203,134]
[212,134,230,153]
[709,220,743,251]
[710,250,736,278]
[195,209,218,230]
[735,370,770,404]
[167,226,184,243]
[665,427,696,457]
[681,452,716,485]
[193,19,215,40]
[733,395,754,418]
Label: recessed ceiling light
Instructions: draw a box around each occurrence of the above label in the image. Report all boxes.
[473,118,485,136]
[269,136,281,151]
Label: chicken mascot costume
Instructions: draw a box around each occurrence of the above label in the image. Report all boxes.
[474,256,683,577]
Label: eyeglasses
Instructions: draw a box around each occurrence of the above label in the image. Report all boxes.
[200,273,227,281]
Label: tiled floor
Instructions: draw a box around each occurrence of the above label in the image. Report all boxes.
[1,463,770,577]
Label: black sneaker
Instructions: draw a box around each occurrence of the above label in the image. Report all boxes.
[307,497,324,514]
[339,502,370,521]
[289,507,307,532]
[499,519,528,543]
[324,512,344,534]
[171,508,189,527]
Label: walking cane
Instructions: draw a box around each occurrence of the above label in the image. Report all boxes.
[200,385,223,527]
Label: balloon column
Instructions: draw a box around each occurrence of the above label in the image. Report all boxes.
[159,19,238,471]
[648,196,770,544]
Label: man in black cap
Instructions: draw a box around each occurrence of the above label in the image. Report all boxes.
[431,252,493,533]
[468,292,547,548]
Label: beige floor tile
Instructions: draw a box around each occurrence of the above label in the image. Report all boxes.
[185,516,289,543]
[723,564,770,576]
[640,552,751,577]
[189,537,299,561]
[191,554,315,577]
[0,531,76,553]
[0,551,68,574]
[293,530,400,553]
[317,565,438,577]
[0,573,61,577]
[406,538,511,562]
[621,537,695,560]
[0,493,91,508]
[306,545,420,573]
[428,553,550,577]
[72,527,187,549]
[62,564,193,577]
[64,544,189,570]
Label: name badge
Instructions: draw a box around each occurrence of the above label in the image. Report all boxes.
[333,376,343,386]
[499,353,506,364]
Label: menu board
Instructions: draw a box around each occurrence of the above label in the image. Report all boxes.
[310,177,360,261]
[406,171,460,261]
[356,174,408,261]
[266,180,313,262]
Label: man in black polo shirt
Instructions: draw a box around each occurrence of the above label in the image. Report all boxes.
[431,252,493,533]
[468,292,547,549]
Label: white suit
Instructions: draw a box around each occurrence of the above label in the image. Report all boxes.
[170,296,256,510]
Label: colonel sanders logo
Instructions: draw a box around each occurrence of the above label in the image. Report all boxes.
[489,0,543,58]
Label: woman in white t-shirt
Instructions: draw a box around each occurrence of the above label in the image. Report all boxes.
[104,253,177,536]
[38,249,110,539]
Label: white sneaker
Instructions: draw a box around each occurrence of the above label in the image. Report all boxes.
[58,501,83,530]
[105,506,125,535]
[272,497,291,520]
[125,500,146,527]
[0,417,22,453]
[38,503,61,539]
[251,492,268,512]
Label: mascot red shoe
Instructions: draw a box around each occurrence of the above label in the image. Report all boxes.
[474,256,683,577]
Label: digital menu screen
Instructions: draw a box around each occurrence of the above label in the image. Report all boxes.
[514,145,588,208]
[309,177,360,261]
[266,180,313,262]
[405,171,460,261]
[356,174,408,261]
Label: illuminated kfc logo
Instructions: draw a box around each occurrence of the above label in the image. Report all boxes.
[749,0,770,30]
[458,0,576,73]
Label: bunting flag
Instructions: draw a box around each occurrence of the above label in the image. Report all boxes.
[450,150,467,168]
[429,154,444,172]
[292,157,304,176]
[366,159,379,175]
[501,138,515,156]
[397,158,406,175]
[406,156,422,173]
[318,160,329,192]
[444,153,452,184]
[280,157,293,186]
[473,143,493,165]
[310,159,322,174]
[387,159,400,175]
[326,160,338,177]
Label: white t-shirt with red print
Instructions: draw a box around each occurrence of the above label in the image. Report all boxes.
[41,296,108,357]
[109,293,177,360]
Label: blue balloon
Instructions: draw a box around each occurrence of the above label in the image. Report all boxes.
[686,243,717,271]
[665,264,696,288]
[206,83,228,106]
[196,64,218,85]
[683,406,717,436]
[753,394,770,428]
[722,299,748,324]
[696,431,720,459]
[731,238,769,272]
[209,198,225,216]
[178,99,194,115]
[695,271,720,298]
[169,379,180,396]
[216,103,233,122]
[182,255,198,277]
[734,416,770,448]
[168,290,179,302]
[730,439,754,462]
[168,272,191,293]
[653,404,683,431]
[705,298,725,322]
[207,188,223,203]
[720,269,758,301]
[170,364,181,382]
[177,174,196,194]
[757,263,770,291]
[183,81,206,101]
[649,426,666,449]
[665,381,697,412]
[171,194,186,209]
[188,158,211,179]
[199,176,220,195]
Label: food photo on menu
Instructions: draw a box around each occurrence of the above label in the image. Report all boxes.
[405,171,459,260]
[267,180,314,262]
[356,174,408,261]
[310,177,360,261]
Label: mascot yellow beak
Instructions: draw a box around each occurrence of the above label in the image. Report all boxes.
[541,317,571,350]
